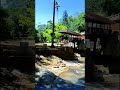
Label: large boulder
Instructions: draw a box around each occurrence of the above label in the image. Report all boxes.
[37,71,56,88]
[53,77,72,88]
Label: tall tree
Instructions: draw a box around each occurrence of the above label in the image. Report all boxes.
[66,12,85,32]
[86,0,120,16]
[0,7,10,40]
[86,0,106,16]
[103,0,120,16]
[62,10,69,28]
[1,0,35,39]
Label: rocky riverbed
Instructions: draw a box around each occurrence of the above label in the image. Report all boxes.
[35,53,85,89]
[0,67,34,90]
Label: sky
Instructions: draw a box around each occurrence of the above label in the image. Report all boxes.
[35,0,85,28]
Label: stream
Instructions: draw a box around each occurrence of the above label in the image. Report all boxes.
[35,54,85,90]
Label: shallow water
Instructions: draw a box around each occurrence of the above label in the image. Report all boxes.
[71,69,84,75]
[35,85,85,90]
[35,55,85,89]
[35,68,85,89]
[66,73,84,85]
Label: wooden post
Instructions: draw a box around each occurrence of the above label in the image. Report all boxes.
[51,0,55,48]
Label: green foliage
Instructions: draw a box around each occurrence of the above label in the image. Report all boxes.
[62,10,69,28]
[43,29,52,43]
[103,0,120,16]
[36,12,85,43]
[18,7,34,39]
[35,30,39,43]
[40,24,67,43]
[71,12,85,32]
[54,24,67,42]
[0,7,10,40]
[35,28,45,42]
[46,20,53,29]
[1,0,34,40]
[60,12,85,32]
[86,0,120,16]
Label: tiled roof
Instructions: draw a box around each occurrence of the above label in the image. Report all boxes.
[59,30,81,36]
[107,13,120,20]
[86,12,112,24]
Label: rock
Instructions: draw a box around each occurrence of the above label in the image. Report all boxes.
[35,65,40,72]
[37,71,56,87]
[51,55,62,61]
[0,68,13,77]
[0,87,6,90]
[53,77,72,88]
[95,65,109,74]
[59,60,63,63]
[53,66,59,68]
[35,68,47,78]
[11,69,23,77]
[14,88,19,90]
[35,55,85,88]
[6,86,14,90]
[0,67,34,90]
[0,68,16,82]
[75,53,81,57]
[40,55,46,59]
[44,85,51,88]
[76,78,85,86]
[35,77,39,82]
[74,53,85,62]
[61,63,66,67]
[19,87,25,90]
[35,72,41,77]
[42,59,51,65]
[35,54,41,60]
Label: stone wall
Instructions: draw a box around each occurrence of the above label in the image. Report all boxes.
[38,47,75,60]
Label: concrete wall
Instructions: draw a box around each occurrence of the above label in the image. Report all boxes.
[1,40,35,47]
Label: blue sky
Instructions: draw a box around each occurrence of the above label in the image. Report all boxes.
[35,0,85,28]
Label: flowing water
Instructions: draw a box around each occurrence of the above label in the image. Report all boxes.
[35,55,85,90]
